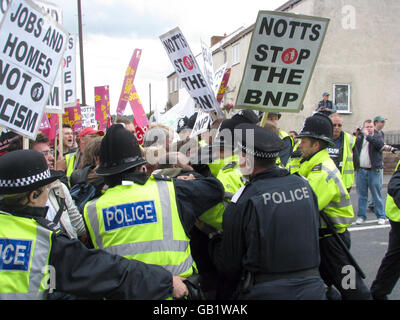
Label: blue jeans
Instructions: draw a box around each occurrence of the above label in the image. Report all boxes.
[356,168,385,220]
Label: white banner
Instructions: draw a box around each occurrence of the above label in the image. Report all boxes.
[0,0,68,138]
[63,34,76,107]
[235,11,329,113]
[160,27,223,117]
[201,39,214,89]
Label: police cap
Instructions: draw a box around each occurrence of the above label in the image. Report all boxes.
[235,123,284,159]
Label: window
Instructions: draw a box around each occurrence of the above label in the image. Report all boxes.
[232,43,240,66]
[174,77,178,92]
[333,84,351,113]
[169,79,174,93]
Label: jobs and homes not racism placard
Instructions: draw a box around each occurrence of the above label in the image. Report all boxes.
[160,27,222,117]
[0,0,68,139]
[235,11,329,113]
[0,0,68,137]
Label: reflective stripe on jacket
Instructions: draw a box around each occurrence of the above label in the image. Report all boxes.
[298,149,354,235]
[83,176,194,277]
[0,212,53,300]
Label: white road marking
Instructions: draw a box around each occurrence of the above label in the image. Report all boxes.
[349,224,390,232]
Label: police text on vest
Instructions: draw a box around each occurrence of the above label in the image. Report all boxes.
[0,238,32,271]
[103,201,157,231]
[262,187,310,205]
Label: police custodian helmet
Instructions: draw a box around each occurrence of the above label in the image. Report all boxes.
[96,124,146,176]
[297,112,335,147]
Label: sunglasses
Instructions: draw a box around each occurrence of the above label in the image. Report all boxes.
[333,124,342,127]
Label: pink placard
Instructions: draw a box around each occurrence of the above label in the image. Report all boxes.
[95,86,110,131]
[116,49,142,117]
[129,85,149,145]
[63,100,82,133]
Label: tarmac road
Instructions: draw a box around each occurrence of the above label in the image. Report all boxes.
[347,174,400,300]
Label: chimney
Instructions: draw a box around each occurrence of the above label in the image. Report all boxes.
[210,33,227,47]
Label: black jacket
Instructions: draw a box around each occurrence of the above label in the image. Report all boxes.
[0,205,173,299]
[355,130,385,169]
[209,167,321,292]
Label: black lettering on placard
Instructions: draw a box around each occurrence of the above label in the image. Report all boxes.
[64,71,71,84]
[193,95,213,110]
[0,59,32,95]
[258,16,321,41]
[47,86,59,106]
[250,65,304,84]
[0,95,38,133]
[297,49,310,64]
[0,0,11,14]
[65,56,72,68]
[65,89,73,101]
[181,74,206,90]
[42,27,64,53]
[3,34,53,78]
[9,3,43,38]
[244,90,298,107]
[68,36,73,49]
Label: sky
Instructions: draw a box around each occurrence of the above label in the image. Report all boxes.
[51,0,288,116]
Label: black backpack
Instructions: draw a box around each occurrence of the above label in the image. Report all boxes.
[69,182,97,214]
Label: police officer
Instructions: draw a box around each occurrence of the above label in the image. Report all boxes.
[209,123,326,300]
[296,112,371,300]
[84,124,224,281]
[371,160,400,299]
[0,149,187,299]
[329,113,359,192]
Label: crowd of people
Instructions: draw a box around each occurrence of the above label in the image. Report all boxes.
[0,92,399,301]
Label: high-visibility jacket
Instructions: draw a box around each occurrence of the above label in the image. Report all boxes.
[208,154,239,178]
[276,130,294,168]
[386,160,400,222]
[200,159,246,231]
[84,175,194,277]
[298,149,354,236]
[287,140,301,174]
[0,212,55,300]
[65,152,77,179]
[339,132,356,190]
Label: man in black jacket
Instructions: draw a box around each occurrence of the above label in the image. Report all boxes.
[354,119,394,225]
[209,123,326,300]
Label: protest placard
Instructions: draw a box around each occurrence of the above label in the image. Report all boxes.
[80,105,97,128]
[128,85,149,145]
[116,48,141,117]
[63,34,76,106]
[235,11,329,113]
[0,0,68,139]
[160,27,223,117]
[94,85,110,131]
[62,99,82,133]
[216,68,231,103]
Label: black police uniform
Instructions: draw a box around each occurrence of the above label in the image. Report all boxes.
[209,124,326,300]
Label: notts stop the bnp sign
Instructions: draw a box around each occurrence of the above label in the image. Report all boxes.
[236,11,329,113]
[0,0,68,139]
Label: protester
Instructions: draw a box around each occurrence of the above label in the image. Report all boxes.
[209,123,326,300]
[115,116,137,137]
[30,133,86,239]
[354,119,387,225]
[65,127,104,181]
[0,149,188,300]
[62,124,77,155]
